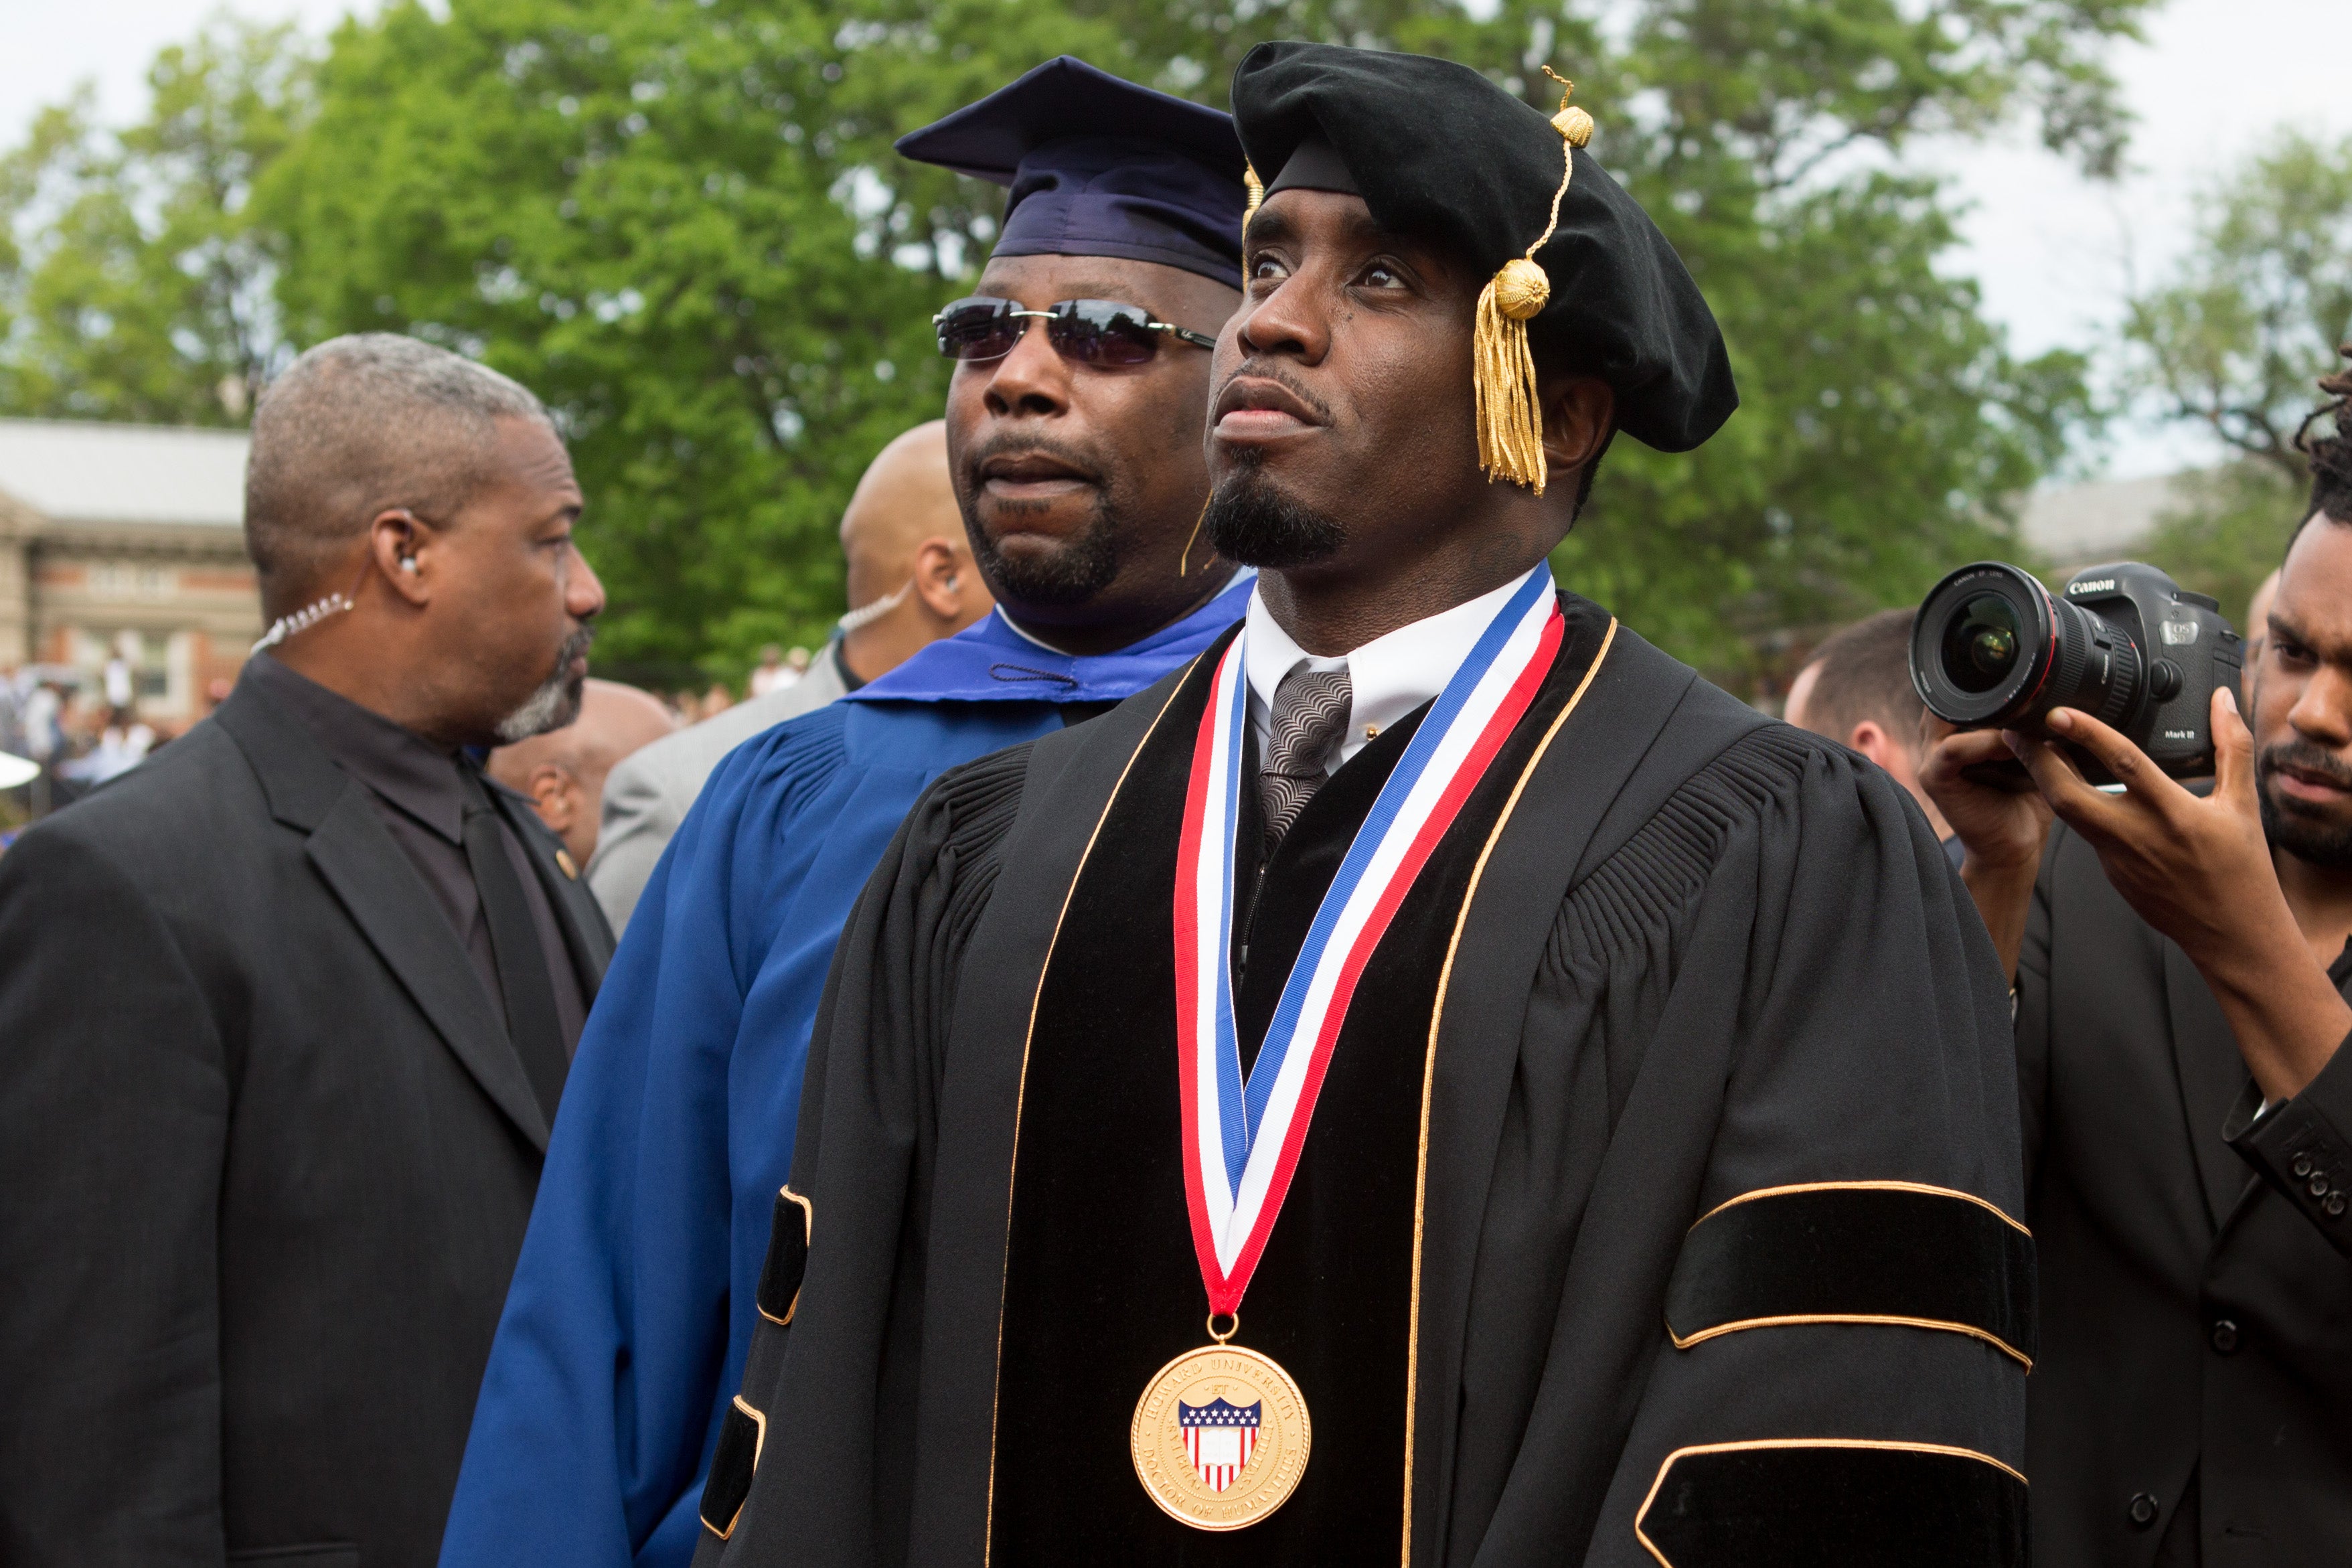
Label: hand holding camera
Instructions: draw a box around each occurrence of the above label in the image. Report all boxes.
[1911,560,2243,783]
[1919,560,2352,1103]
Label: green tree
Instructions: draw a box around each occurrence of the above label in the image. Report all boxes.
[14,0,2150,682]
[263,0,1129,678]
[1500,0,2130,678]
[0,18,314,424]
[2140,460,2302,628]
[2121,131,2352,628]
[2124,131,2352,479]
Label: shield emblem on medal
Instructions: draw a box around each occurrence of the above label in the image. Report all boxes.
[1178,1395,1260,1492]
[1132,1343,1310,1528]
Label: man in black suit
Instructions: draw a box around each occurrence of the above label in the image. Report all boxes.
[1926,383,2352,1565]
[0,333,615,1567]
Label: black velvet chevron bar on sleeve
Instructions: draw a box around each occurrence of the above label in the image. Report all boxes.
[700,1397,766,1540]
[1663,1183,2036,1365]
[756,1187,812,1326]
[1635,1441,2028,1568]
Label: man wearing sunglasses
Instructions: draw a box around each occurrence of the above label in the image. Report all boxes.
[702,44,2023,1568]
[437,57,1250,1568]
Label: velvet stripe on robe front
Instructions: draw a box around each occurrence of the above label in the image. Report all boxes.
[703,593,2029,1568]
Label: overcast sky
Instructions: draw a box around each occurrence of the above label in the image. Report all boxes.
[8,0,2351,478]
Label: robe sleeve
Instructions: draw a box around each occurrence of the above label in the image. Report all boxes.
[695,747,1031,1568]
[1469,725,2029,1568]
[441,713,864,1568]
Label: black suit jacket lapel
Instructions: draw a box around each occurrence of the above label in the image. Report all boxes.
[214,682,553,1153]
[2163,938,2256,1230]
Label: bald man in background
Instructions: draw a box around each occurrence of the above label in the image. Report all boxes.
[489,679,677,874]
[584,421,988,930]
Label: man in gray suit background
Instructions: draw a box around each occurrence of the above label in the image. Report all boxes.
[586,419,986,931]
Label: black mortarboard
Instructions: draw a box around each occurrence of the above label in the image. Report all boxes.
[1231,43,1737,483]
[896,57,1247,288]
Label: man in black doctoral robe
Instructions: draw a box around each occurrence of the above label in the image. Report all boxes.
[698,44,2029,1568]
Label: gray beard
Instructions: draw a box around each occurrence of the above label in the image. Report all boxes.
[495,626,593,743]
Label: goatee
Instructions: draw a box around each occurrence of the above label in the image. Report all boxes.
[960,435,1121,607]
[1203,457,1345,569]
[496,625,595,743]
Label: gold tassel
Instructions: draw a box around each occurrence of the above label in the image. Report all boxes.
[1474,69,1595,495]
[1240,163,1263,289]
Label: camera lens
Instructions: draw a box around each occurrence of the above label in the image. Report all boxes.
[1911,561,2148,734]
[1944,594,2021,693]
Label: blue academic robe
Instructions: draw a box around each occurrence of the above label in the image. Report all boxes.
[437,577,1251,1568]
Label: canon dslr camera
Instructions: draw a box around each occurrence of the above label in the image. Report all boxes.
[1909,561,2243,781]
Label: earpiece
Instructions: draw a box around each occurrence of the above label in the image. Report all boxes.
[399,556,419,574]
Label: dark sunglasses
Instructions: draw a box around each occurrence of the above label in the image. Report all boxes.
[932,296,1217,366]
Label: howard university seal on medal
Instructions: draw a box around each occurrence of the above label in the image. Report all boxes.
[1130,1342,1311,1530]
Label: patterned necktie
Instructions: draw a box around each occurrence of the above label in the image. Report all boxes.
[1260,663,1353,856]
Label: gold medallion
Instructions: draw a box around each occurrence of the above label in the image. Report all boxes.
[1129,1336,1311,1531]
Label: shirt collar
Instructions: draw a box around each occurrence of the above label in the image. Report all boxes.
[244,654,469,844]
[1242,562,1553,768]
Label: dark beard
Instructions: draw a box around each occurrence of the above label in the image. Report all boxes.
[965,490,1120,607]
[1203,455,1345,568]
[2258,740,2352,869]
[495,624,594,743]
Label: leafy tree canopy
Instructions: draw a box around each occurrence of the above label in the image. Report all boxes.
[5,0,2157,685]
[2124,130,2352,481]
[0,18,312,424]
[2123,131,2352,623]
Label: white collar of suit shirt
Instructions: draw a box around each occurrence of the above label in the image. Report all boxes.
[1242,562,1553,774]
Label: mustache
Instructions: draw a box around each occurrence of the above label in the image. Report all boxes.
[959,431,1105,485]
[1215,358,1334,424]
[554,623,595,670]
[2260,736,2352,791]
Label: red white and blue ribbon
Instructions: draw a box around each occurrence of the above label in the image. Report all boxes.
[1172,568,1563,1315]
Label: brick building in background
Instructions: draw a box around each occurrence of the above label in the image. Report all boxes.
[0,418,259,729]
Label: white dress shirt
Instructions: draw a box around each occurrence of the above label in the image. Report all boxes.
[1242,562,1554,773]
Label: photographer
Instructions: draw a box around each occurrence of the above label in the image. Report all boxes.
[1922,385,2352,1565]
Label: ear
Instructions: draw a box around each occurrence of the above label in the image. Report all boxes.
[526,763,576,833]
[911,538,969,621]
[370,507,433,607]
[1846,718,1905,773]
[1539,375,1614,478]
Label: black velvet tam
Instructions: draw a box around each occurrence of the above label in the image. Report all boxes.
[1231,42,1737,453]
[896,56,1247,287]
